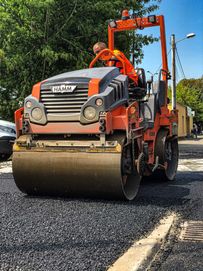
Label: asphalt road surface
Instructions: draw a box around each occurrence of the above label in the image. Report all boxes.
[0,137,202,271]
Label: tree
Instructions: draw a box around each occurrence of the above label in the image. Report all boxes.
[0,0,161,120]
[176,78,203,123]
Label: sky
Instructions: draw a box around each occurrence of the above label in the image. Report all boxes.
[140,0,203,81]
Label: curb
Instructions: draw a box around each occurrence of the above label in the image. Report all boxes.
[107,213,176,271]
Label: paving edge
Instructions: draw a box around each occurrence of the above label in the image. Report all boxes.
[107,213,176,271]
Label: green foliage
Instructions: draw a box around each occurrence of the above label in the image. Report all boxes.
[0,0,161,120]
[176,78,203,123]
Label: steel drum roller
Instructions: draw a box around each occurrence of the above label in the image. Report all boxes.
[12,150,139,200]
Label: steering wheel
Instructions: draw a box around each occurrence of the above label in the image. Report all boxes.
[89,49,126,74]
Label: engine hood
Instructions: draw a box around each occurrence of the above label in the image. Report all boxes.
[41,67,121,93]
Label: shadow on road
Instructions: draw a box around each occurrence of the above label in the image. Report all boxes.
[138,170,203,202]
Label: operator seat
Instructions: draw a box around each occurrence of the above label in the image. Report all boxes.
[136,68,147,89]
[141,78,167,129]
[129,68,147,100]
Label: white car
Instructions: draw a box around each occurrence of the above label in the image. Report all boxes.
[0,120,16,161]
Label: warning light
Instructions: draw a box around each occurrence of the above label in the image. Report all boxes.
[108,20,117,28]
[148,15,156,23]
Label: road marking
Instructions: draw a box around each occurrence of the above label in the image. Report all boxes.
[178,165,193,172]
[0,167,12,173]
[0,161,12,173]
[107,213,176,271]
[178,159,203,173]
[179,159,203,164]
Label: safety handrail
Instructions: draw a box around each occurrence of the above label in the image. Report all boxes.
[89,49,127,74]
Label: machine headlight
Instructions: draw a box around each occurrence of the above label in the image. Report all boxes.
[31,107,43,121]
[83,106,96,120]
[25,101,32,108]
[95,98,103,107]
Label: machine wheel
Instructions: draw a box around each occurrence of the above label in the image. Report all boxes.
[154,129,179,181]
[162,136,179,180]
[121,142,141,200]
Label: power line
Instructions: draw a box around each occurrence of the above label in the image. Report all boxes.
[175,48,185,79]
[175,46,186,79]
[154,48,171,74]
[175,62,180,82]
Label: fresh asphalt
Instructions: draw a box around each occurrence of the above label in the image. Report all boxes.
[0,137,202,271]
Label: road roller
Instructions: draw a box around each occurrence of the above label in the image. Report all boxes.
[12,10,179,200]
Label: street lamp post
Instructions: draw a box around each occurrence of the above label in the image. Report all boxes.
[171,34,176,110]
[171,33,196,110]
[147,71,158,81]
[147,71,158,93]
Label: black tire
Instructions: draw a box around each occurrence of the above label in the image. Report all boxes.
[164,137,179,180]
[121,139,142,200]
[154,137,179,181]
[150,129,179,182]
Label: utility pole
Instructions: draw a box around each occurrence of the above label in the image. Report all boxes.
[171,32,195,110]
[171,34,176,110]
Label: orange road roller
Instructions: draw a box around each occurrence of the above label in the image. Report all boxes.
[12,10,179,200]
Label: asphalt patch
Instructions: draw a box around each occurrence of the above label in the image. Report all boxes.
[0,190,170,271]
